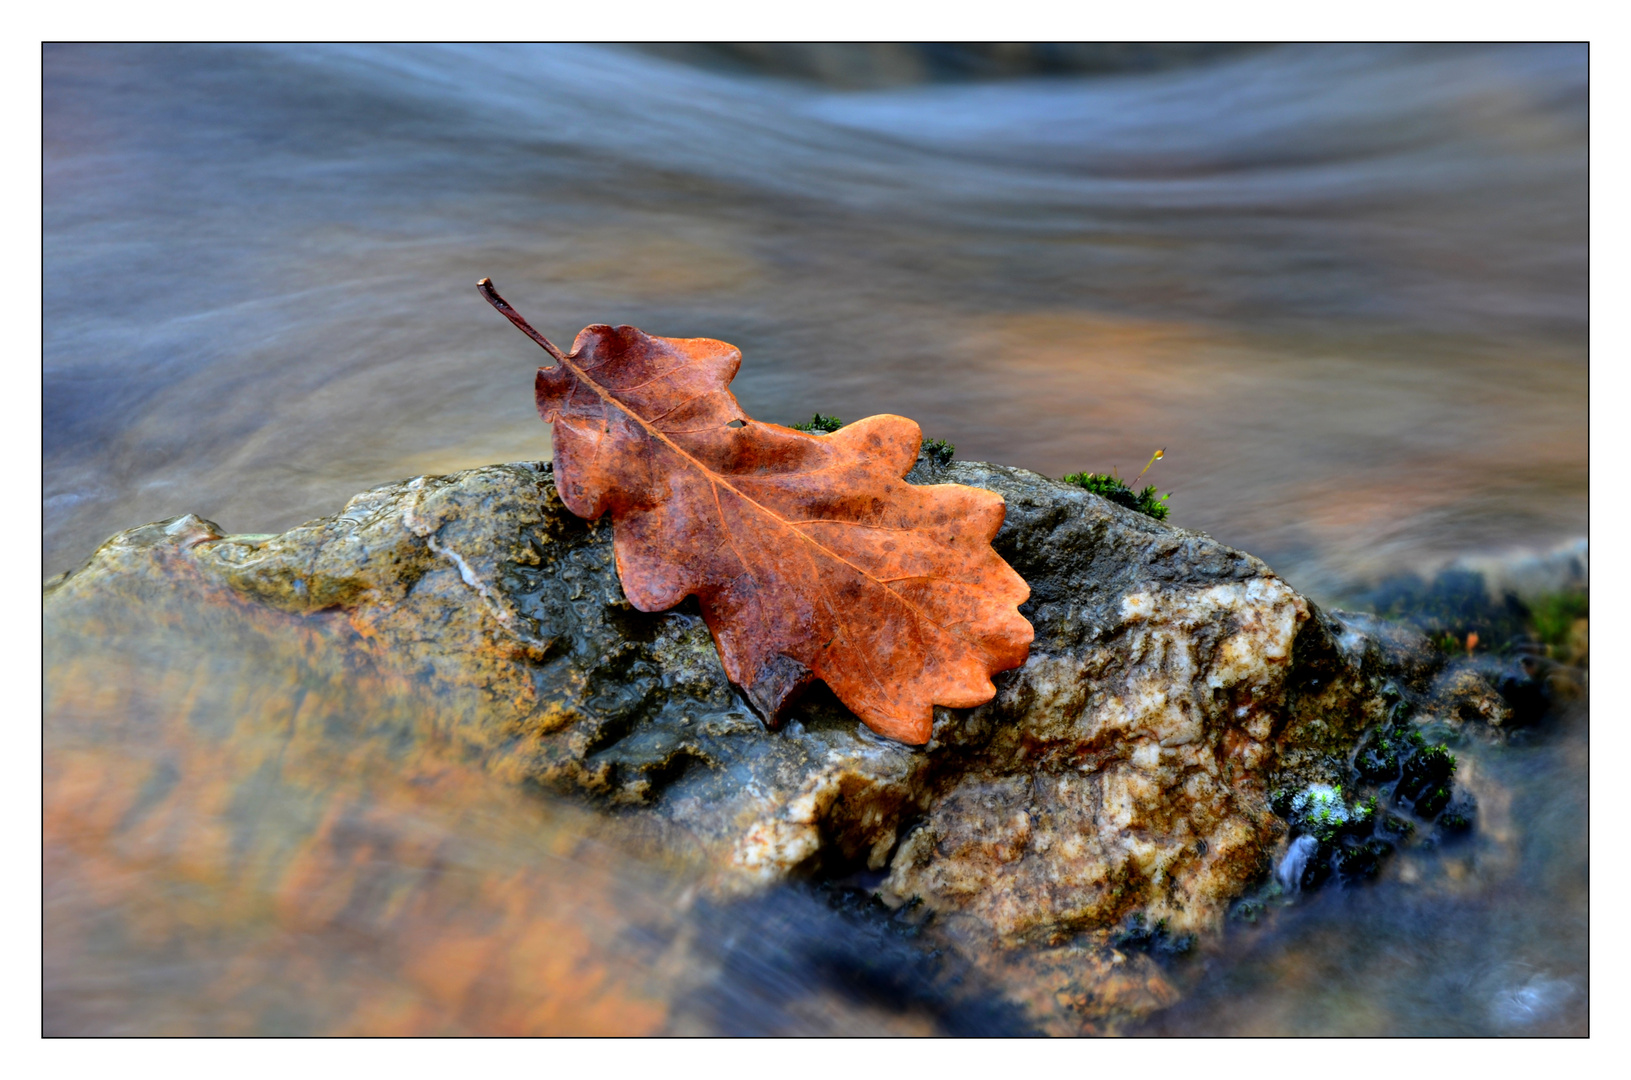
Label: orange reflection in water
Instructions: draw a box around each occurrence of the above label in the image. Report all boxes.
[44,609,686,1036]
[954,312,1584,594]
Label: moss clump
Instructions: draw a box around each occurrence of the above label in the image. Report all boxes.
[1059,472,1170,521]
[1273,696,1469,890]
[1353,704,1425,778]
[1267,784,1407,891]
[921,437,956,466]
[789,413,955,465]
[1294,785,1377,843]
[1298,784,1351,840]
[1395,744,1456,815]
[1335,839,1393,880]
[1273,783,1372,844]
[1378,814,1415,839]
[791,412,847,434]
[1354,731,1401,782]
[1436,797,1477,834]
[1413,783,1454,820]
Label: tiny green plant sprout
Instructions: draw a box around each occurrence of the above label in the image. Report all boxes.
[1061,448,1172,521]
[1134,447,1165,486]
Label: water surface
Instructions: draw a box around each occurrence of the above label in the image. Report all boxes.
[45,43,1586,595]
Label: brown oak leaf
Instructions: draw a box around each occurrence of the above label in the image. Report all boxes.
[479,279,1033,744]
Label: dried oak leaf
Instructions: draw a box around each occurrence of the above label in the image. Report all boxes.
[479,279,1033,744]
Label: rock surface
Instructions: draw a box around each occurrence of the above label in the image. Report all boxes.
[45,454,1454,1030]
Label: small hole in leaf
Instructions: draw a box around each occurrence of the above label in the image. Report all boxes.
[727,419,745,428]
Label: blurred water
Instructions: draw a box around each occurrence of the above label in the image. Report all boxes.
[45,43,1585,595]
[43,44,1588,1035]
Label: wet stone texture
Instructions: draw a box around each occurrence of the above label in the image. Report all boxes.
[44,454,1500,1032]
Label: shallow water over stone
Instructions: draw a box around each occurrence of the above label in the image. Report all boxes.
[43,44,1587,1035]
[1135,701,1587,1036]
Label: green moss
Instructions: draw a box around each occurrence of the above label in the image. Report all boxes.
[791,412,847,434]
[1379,814,1414,838]
[789,412,955,465]
[921,437,956,466]
[1354,732,1400,782]
[1305,784,1346,829]
[1528,590,1588,647]
[1060,471,1171,521]
[1415,785,1453,819]
[1273,782,1377,844]
[1395,744,1456,814]
[1335,840,1392,880]
[1416,744,1456,776]
[1437,801,1476,833]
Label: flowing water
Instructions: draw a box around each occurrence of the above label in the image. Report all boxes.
[43,44,1588,1035]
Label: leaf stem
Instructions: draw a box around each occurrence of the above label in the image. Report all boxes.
[483,284,1010,674]
[477,278,567,363]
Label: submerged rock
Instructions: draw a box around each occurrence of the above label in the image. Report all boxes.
[44,454,1488,1030]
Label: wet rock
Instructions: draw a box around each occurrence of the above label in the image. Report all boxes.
[1396,745,1456,816]
[1432,664,1516,728]
[44,454,1452,1030]
[1359,567,1533,653]
[1349,552,1589,737]
[1432,652,1563,731]
[1435,796,1478,838]
[1253,673,1486,897]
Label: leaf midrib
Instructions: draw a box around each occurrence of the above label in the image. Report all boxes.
[555,352,1003,668]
